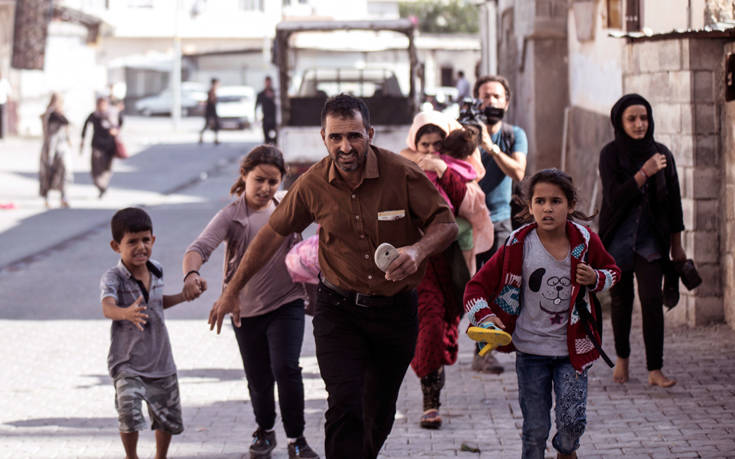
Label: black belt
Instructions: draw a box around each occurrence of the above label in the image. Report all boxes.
[319,276,396,308]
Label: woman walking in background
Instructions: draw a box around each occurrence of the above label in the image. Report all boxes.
[39,93,72,208]
[598,93,687,388]
[81,96,121,198]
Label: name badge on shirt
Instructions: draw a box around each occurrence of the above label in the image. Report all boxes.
[377,210,405,221]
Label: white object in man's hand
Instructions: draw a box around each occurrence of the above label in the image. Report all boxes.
[374,242,400,272]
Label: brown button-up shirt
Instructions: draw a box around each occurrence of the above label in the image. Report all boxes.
[270,145,455,296]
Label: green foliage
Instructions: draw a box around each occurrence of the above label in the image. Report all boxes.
[399,0,479,34]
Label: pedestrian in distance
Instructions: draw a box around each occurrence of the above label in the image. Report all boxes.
[464,169,621,459]
[598,93,688,388]
[199,77,220,145]
[0,70,11,139]
[256,75,278,145]
[208,94,458,459]
[455,70,470,102]
[81,96,121,198]
[472,74,529,374]
[182,145,320,459]
[100,207,194,459]
[39,92,73,208]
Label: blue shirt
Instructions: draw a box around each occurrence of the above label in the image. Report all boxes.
[478,124,528,222]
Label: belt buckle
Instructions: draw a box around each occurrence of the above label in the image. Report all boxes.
[354,293,370,308]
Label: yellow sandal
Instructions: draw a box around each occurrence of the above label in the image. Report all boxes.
[467,325,512,356]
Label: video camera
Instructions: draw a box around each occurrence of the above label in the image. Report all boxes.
[458,98,505,126]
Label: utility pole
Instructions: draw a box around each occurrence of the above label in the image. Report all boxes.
[171,0,182,130]
[478,0,497,76]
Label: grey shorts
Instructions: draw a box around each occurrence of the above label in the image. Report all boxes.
[113,373,184,434]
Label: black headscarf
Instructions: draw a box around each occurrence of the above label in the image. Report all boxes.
[610,93,667,203]
[610,93,658,162]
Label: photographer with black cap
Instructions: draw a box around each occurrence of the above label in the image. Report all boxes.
[463,75,528,374]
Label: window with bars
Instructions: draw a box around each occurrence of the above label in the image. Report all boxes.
[625,0,640,31]
[606,0,640,31]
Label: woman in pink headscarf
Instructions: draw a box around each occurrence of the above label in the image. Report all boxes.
[399,110,491,429]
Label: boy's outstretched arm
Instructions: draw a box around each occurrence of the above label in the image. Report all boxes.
[102,295,148,331]
[163,292,187,309]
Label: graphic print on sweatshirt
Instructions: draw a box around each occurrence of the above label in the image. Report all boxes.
[514,229,572,356]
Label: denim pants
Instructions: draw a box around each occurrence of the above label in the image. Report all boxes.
[313,283,418,459]
[515,352,588,459]
[231,299,306,438]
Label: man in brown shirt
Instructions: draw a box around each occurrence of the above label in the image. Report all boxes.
[210,94,457,459]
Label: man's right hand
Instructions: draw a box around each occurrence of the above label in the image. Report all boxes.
[208,293,239,334]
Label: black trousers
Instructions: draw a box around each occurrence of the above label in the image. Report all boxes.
[231,299,306,438]
[313,283,418,459]
[610,254,665,371]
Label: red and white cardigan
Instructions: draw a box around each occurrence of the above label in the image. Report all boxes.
[463,221,621,372]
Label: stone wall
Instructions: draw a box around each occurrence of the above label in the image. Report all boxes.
[623,37,727,326]
[723,42,735,328]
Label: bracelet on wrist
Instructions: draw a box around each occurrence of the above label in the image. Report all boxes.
[183,270,199,282]
[640,169,649,180]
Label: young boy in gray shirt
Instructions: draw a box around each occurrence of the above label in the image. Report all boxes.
[100,207,197,459]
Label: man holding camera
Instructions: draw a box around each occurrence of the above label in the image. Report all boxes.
[471,75,528,373]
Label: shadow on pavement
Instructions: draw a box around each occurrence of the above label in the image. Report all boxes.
[4,417,117,429]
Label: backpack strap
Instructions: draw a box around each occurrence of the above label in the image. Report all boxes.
[498,122,516,154]
[575,286,614,368]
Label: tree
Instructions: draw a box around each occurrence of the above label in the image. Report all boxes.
[399,0,479,34]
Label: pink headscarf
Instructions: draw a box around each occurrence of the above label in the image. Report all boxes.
[405,110,463,151]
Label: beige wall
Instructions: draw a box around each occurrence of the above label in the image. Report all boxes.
[623,36,727,326]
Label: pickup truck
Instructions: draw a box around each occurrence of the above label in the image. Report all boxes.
[274,19,419,170]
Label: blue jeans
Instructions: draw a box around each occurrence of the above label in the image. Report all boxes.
[515,352,588,459]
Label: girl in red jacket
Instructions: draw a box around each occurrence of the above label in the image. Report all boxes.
[464,169,620,459]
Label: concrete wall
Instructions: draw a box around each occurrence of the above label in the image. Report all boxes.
[497,0,568,174]
[568,0,624,115]
[723,42,735,328]
[623,36,727,326]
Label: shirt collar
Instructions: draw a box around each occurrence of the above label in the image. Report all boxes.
[327,144,380,186]
[232,195,275,227]
[117,259,162,279]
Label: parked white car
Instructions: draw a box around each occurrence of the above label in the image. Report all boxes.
[216,85,256,129]
[135,82,208,116]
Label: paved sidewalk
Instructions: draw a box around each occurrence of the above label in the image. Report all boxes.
[1,315,734,458]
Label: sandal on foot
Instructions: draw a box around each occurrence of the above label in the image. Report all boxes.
[420,409,442,429]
